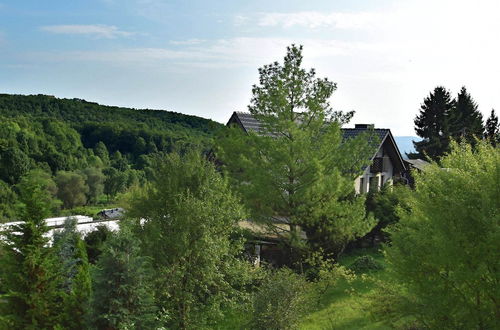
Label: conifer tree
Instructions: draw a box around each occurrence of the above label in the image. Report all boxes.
[413,86,454,160]
[0,180,60,329]
[53,218,92,329]
[485,109,499,147]
[448,86,484,145]
[91,223,157,330]
[218,45,374,260]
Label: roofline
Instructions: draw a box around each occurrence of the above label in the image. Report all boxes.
[386,130,407,171]
[227,111,248,133]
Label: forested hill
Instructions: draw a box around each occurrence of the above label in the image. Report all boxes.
[0,94,223,221]
[0,94,221,134]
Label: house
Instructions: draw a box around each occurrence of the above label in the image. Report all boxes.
[227,111,407,194]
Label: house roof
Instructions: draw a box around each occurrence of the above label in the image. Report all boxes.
[227,111,406,172]
[404,158,430,171]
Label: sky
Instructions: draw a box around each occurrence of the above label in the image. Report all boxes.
[1,0,499,136]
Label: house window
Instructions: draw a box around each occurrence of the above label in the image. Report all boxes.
[359,177,364,193]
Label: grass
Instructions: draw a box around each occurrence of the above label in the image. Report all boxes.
[217,247,392,330]
[299,247,391,330]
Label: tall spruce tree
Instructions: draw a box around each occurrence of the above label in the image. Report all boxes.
[218,45,375,260]
[53,218,92,330]
[448,86,484,145]
[0,180,60,329]
[91,223,157,330]
[485,109,499,147]
[413,86,454,160]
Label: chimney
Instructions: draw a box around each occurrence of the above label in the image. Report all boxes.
[355,124,375,129]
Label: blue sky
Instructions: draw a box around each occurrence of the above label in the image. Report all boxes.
[1,0,499,135]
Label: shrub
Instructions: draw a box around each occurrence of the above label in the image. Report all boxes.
[252,268,312,330]
[349,255,383,273]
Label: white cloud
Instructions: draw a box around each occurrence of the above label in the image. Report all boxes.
[40,24,134,39]
[257,11,382,29]
[170,39,206,46]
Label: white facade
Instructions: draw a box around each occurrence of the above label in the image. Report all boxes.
[354,146,395,194]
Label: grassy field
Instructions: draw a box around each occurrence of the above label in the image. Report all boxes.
[299,248,390,330]
[218,247,391,330]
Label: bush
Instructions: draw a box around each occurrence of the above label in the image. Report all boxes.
[380,142,500,329]
[252,268,312,330]
[349,255,383,273]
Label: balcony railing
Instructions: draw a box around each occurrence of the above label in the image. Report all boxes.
[370,157,384,173]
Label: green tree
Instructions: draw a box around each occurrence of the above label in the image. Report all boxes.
[103,167,128,198]
[0,179,18,222]
[413,86,455,160]
[93,141,110,165]
[16,169,61,215]
[53,218,92,329]
[218,45,374,260]
[91,223,157,330]
[381,141,500,329]
[448,86,484,145]
[0,179,60,329]
[84,224,112,264]
[80,167,105,204]
[127,151,247,329]
[0,146,30,184]
[55,171,89,209]
[485,109,499,147]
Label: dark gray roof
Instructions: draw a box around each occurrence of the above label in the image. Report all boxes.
[228,111,389,144]
[227,111,406,172]
[404,159,430,171]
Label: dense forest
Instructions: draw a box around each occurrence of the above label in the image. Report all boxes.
[0,94,223,222]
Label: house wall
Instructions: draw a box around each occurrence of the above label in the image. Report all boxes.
[354,145,394,194]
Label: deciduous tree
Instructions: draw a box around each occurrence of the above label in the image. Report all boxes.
[381,141,500,329]
[127,151,247,329]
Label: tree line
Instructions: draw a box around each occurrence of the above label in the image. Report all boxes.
[412,86,499,160]
[0,96,222,222]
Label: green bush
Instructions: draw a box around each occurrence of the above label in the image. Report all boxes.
[349,255,383,273]
[252,268,312,330]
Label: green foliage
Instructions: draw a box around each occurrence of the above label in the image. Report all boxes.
[380,141,500,329]
[55,171,89,209]
[84,224,112,264]
[448,86,484,145]
[0,180,60,329]
[413,86,455,160]
[16,169,61,215]
[364,184,410,244]
[80,167,105,204]
[53,218,92,329]
[218,45,374,260]
[252,268,312,330]
[485,109,499,146]
[128,151,247,329]
[349,255,383,274]
[0,179,18,222]
[91,223,157,330]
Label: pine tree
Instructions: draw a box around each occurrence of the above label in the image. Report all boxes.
[413,86,454,160]
[53,218,92,329]
[485,109,499,147]
[91,223,157,330]
[218,45,374,260]
[448,86,484,145]
[0,181,60,329]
